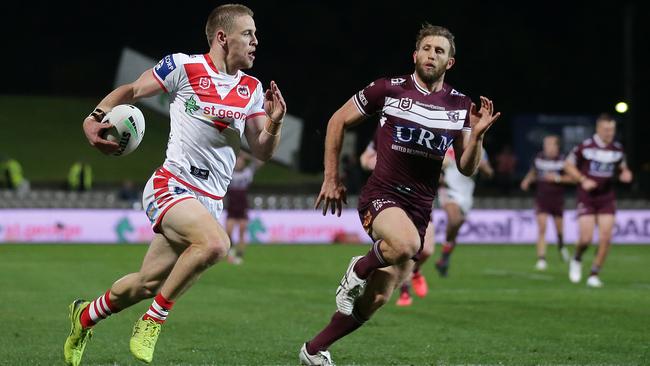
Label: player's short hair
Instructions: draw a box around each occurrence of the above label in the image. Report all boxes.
[544,134,560,145]
[596,113,617,124]
[205,4,254,46]
[416,23,456,57]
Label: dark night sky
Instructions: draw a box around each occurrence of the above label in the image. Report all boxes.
[3,0,649,171]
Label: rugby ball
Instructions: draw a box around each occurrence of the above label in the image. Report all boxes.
[101,104,146,157]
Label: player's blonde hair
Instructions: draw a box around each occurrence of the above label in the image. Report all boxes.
[205,4,254,46]
[416,23,456,57]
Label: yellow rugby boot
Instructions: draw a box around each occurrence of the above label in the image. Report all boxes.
[63,299,93,366]
[129,318,162,363]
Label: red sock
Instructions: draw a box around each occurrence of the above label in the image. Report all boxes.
[306,311,365,354]
[353,240,389,279]
[79,290,119,329]
[142,293,175,324]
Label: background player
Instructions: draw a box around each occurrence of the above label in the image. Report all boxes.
[520,135,571,270]
[565,114,632,288]
[64,4,287,365]
[360,137,435,307]
[434,146,492,277]
[225,152,261,265]
[299,24,500,365]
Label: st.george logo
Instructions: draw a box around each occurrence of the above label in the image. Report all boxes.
[237,85,250,99]
[199,77,211,90]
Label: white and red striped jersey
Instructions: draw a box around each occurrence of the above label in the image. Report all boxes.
[152,53,266,198]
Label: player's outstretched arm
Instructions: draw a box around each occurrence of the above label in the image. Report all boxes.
[315,98,366,217]
[245,81,287,162]
[456,97,500,176]
[82,69,163,155]
[520,168,536,191]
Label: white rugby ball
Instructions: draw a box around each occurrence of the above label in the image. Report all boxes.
[101,104,146,157]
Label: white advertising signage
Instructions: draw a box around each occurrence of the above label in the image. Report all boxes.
[1,209,649,244]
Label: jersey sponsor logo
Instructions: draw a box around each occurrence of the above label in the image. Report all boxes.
[154,55,176,81]
[199,77,211,89]
[189,166,210,180]
[390,78,406,85]
[173,187,188,195]
[184,63,258,108]
[450,88,465,96]
[446,111,460,123]
[393,125,454,154]
[184,95,200,114]
[358,90,368,106]
[399,98,413,111]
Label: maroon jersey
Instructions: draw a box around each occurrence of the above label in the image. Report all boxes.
[532,152,566,199]
[226,166,255,219]
[567,134,626,202]
[353,74,472,207]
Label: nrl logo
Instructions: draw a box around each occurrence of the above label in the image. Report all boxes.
[399,97,413,111]
[446,110,460,123]
[237,85,250,99]
[199,77,211,90]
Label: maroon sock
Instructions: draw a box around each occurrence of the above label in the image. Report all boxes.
[574,245,589,261]
[306,311,366,354]
[353,240,389,279]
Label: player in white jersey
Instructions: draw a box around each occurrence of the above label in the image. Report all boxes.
[64,5,286,365]
[435,146,492,277]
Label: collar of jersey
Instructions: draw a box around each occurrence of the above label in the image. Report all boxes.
[204,53,240,81]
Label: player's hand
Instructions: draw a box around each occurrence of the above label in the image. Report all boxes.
[315,178,347,217]
[82,117,119,155]
[469,97,501,138]
[542,173,559,183]
[264,81,287,124]
[581,178,597,191]
[520,180,530,191]
[619,169,633,183]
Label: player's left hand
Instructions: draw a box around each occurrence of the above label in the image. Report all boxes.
[469,96,501,138]
[264,81,287,124]
[619,169,633,183]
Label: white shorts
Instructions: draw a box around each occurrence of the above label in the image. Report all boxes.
[438,187,473,216]
[143,167,224,233]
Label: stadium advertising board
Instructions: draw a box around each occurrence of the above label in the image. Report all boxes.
[1,209,649,244]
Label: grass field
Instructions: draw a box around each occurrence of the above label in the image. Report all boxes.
[1,244,649,365]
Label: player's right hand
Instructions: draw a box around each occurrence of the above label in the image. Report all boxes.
[82,117,120,155]
[581,178,597,191]
[315,179,348,217]
[520,180,529,191]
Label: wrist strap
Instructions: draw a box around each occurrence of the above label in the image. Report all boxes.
[89,108,106,122]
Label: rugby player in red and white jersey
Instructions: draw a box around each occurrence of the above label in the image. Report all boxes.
[565,114,632,288]
[520,135,572,271]
[434,145,493,277]
[299,24,500,365]
[64,4,286,365]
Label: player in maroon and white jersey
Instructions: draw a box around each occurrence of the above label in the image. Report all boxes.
[360,135,435,307]
[520,135,572,270]
[299,24,500,365]
[564,114,633,288]
[65,5,287,365]
[225,152,260,265]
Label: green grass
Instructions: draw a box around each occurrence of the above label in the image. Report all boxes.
[0,244,649,365]
[0,95,320,185]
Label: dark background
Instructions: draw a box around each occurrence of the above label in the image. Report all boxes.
[3,0,649,174]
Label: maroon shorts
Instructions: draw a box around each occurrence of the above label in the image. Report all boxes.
[535,196,564,217]
[226,190,248,220]
[357,194,431,253]
[577,196,616,216]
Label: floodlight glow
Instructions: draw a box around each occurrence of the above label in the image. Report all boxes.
[615,102,628,114]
